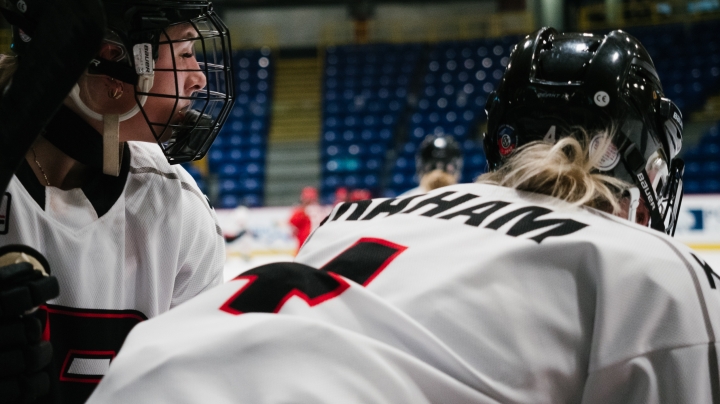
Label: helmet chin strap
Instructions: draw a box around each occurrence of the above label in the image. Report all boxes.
[67,73,153,176]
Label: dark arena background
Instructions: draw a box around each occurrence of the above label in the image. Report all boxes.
[6,0,716,276]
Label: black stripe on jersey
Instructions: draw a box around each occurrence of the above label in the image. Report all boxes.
[80,143,131,218]
[584,208,720,402]
[15,158,47,208]
[0,192,9,235]
[40,304,148,404]
[14,143,131,218]
[129,166,180,180]
[691,253,720,289]
[646,236,720,403]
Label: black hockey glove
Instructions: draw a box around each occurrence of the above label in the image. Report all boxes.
[0,246,59,404]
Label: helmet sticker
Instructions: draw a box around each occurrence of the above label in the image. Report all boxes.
[497,125,517,156]
[590,135,620,171]
[594,91,610,107]
[133,44,154,75]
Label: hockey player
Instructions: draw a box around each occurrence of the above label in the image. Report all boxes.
[288,187,319,254]
[0,1,234,403]
[401,134,463,196]
[89,29,718,404]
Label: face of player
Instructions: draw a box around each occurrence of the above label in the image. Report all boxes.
[69,24,207,143]
[120,23,207,143]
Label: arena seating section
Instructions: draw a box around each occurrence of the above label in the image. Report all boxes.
[320,44,420,202]
[318,21,720,199]
[387,37,520,198]
[625,21,720,114]
[624,20,720,195]
[192,20,720,207]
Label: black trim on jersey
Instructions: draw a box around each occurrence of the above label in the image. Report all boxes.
[80,143,131,218]
[0,192,11,235]
[584,207,719,401]
[15,158,47,208]
[14,144,130,218]
[43,106,104,168]
[39,304,148,404]
[691,253,720,290]
[42,304,148,319]
[129,166,180,180]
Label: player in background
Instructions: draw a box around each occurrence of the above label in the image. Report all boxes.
[89,28,718,404]
[288,187,319,254]
[400,134,463,196]
[0,1,234,403]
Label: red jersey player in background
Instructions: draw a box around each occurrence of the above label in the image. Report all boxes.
[89,28,718,404]
[289,186,319,253]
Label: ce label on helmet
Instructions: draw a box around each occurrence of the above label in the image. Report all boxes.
[594,91,610,107]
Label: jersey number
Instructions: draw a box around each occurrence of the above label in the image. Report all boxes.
[221,238,406,315]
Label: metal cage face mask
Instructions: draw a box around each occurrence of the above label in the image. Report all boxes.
[136,11,234,164]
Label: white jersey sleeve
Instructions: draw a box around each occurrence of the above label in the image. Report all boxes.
[167,161,225,306]
[88,183,720,404]
[124,142,225,309]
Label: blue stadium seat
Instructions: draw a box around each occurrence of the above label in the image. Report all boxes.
[219,178,240,193]
[684,161,702,180]
[219,194,240,209]
[684,180,702,194]
[702,143,720,161]
[702,179,720,194]
[242,194,263,208]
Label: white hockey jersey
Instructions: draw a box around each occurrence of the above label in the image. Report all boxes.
[88,183,719,404]
[0,141,224,403]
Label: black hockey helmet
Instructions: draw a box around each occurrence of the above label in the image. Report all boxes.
[484,27,684,235]
[1,0,234,165]
[416,134,463,178]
